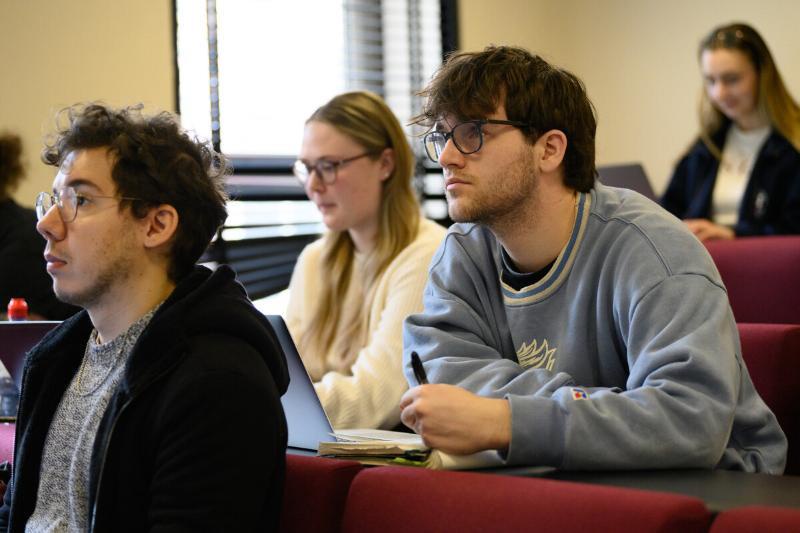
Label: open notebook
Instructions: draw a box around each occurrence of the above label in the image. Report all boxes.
[266,314,505,469]
[318,429,505,469]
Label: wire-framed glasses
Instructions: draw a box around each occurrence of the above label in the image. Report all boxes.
[35,186,139,222]
[293,152,376,185]
[422,119,532,163]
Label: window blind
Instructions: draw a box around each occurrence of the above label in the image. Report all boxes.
[176,0,455,299]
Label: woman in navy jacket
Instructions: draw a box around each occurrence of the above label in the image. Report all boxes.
[662,23,800,241]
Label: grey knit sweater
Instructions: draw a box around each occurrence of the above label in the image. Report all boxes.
[25,307,158,532]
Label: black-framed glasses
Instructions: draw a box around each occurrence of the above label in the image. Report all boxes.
[35,186,140,222]
[293,152,376,185]
[422,119,533,163]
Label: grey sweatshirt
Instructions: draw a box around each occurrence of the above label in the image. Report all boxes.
[404,183,787,473]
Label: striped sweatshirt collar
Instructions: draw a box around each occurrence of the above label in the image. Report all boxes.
[500,191,591,305]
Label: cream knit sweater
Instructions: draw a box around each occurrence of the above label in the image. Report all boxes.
[285,218,445,429]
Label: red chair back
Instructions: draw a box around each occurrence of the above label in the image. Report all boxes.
[705,236,800,324]
[280,454,362,533]
[342,467,712,533]
[0,423,13,463]
[710,505,800,532]
[738,323,800,475]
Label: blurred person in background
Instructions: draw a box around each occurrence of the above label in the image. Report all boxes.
[0,132,78,320]
[0,104,288,532]
[662,22,800,241]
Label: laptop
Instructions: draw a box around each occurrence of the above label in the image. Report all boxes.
[597,163,657,202]
[265,315,336,452]
[0,321,60,387]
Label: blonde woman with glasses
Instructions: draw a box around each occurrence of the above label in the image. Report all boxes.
[286,91,445,429]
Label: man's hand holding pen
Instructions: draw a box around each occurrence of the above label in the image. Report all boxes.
[401,351,512,455]
[411,351,429,385]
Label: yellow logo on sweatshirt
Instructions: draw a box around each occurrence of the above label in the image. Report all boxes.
[517,339,556,370]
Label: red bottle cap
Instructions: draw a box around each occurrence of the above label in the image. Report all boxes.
[7,298,28,321]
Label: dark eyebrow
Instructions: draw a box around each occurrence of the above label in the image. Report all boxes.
[61,178,105,194]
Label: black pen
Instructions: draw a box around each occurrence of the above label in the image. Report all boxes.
[410,351,429,385]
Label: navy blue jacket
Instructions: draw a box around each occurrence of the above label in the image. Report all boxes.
[0,266,289,532]
[661,125,800,236]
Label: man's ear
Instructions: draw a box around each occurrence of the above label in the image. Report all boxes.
[537,129,568,173]
[142,204,179,250]
[379,147,395,181]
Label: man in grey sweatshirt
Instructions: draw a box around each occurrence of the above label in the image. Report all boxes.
[400,46,786,473]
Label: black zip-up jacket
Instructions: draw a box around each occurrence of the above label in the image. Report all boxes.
[661,124,800,236]
[0,265,289,532]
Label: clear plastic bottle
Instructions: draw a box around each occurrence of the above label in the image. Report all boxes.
[0,376,18,419]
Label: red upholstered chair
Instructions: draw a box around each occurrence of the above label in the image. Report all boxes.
[342,467,711,533]
[0,423,13,463]
[710,505,800,532]
[705,236,800,324]
[737,323,800,475]
[0,423,13,502]
[280,454,363,533]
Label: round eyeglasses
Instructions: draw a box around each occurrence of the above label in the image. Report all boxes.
[35,186,140,222]
[422,119,533,163]
[293,152,376,185]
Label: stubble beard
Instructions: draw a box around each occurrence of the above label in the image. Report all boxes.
[55,254,134,310]
[447,148,538,234]
[54,225,138,310]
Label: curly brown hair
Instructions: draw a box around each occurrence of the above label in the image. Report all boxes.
[412,45,597,192]
[0,133,25,200]
[42,103,229,281]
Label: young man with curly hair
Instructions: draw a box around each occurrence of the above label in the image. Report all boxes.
[0,104,288,532]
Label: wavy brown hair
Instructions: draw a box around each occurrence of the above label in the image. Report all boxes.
[298,91,420,364]
[42,103,229,281]
[697,22,800,156]
[411,45,597,192]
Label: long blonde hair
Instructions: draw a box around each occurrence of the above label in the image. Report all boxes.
[697,22,800,158]
[298,91,420,364]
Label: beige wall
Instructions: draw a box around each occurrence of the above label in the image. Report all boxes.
[0,0,175,207]
[459,0,800,193]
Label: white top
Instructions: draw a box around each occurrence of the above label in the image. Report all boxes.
[285,218,446,429]
[712,125,770,226]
